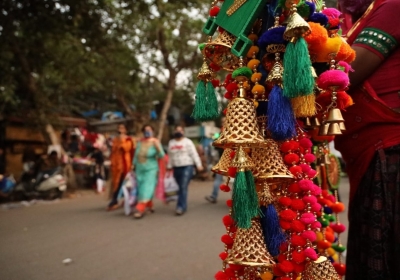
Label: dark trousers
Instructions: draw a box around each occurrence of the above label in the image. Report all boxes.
[173,165,194,212]
[108,174,124,207]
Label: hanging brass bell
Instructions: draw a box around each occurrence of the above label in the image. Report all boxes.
[304,117,312,127]
[311,117,321,127]
[231,146,255,171]
[283,10,311,40]
[327,123,342,135]
[302,256,341,280]
[326,108,344,123]
[266,61,284,84]
[211,148,234,176]
[318,123,329,136]
[197,60,214,81]
[339,122,346,131]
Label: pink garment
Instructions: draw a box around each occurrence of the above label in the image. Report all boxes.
[155,154,168,202]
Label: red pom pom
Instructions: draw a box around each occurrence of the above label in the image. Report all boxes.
[222,215,234,227]
[302,230,317,242]
[280,141,295,153]
[291,235,307,247]
[224,92,233,100]
[280,209,297,221]
[311,221,322,230]
[229,151,236,159]
[279,220,291,230]
[292,250,306,264]
[299,179,314,191]
[222,108,227,115]
[220,184,230,192]
[277,254,287,263]
[289,165,303,176]
[293,262,306,273]
[228,167,237,177]
[279,196,292,207]
[224,73,232,85]
[317,239,332,249]
[226,199,233,208]
[331,202,345,213]
[273,265,285,277]
[291,199,306,211]
[215,271,229,280]
[284,153,300,165]
[288,182,302,193]
[209,6,220,17]
[219,252,228,261]
[304,153,316,163]
[299,138,313,149]
[278,260,295,273]
[330,223,346,233]
[226,82,238,93]
[224,267,236,277]
[209,62,221,72]
[333,263,346,276]
[311,202,322,212]
[291,220,306,232]
[221,234,234,245]
[300,163,311,173]
[211,79,220,88]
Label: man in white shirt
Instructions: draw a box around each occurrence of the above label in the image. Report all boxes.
[167,126,203,215]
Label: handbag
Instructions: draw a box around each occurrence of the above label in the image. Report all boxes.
[121,171,137,216]
[164,172,179,202]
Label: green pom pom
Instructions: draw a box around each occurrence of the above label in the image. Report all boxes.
[318,217,330,227]
[331,244,347,253]
[198,43,205,51]
[232,67,253,79]
[324,213,336,222]
[297,2,311,18]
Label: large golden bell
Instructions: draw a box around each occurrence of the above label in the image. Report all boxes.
[326,108,344,123]
[283,11,311,40]
[252,139,294,184]
[211,148,234,176]
[302,256,341,280]
[203,30,243,72]
[225,219,275,267]
[213,97,266,148]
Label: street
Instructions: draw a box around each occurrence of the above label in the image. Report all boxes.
[0,179,349,280]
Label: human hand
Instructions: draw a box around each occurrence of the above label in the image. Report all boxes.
[197,166,204,172]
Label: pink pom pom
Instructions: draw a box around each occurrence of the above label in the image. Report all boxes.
[311,202,322,212]
[304,153,316,163]
[299,179,314,191]
[311,185,322,196]
[304,248,318,261]
[300,163,311,173]
[338,61,354,73]
[311,221,322,230]
[327,194,337,203]
[303,195,317,204]
[302,230,317,242]
[307,169,317,179]
[317,69,350,91]
[299,138,313,149]
[300,213,316,224]
[330,223,347,233]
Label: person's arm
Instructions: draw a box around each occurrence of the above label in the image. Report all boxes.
[187,139,203,171]
[167,141,173,170]
[349,46,382,89]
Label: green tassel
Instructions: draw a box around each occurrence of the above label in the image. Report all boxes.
[282,37,315,99]
[232,170,260,229]
[205,81,219,120]
[191,81,208,121]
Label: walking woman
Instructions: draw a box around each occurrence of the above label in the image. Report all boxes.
[336,1,400,279]
[133,125,164,219]
[167,126,203,215]
[107,124,135,211]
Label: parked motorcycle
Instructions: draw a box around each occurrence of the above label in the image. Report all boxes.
[14,167,67,200]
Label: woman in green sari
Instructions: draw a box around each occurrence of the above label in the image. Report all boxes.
[133,125,164,219]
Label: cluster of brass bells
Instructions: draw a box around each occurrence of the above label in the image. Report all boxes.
[318,108,346,136]
[303,116,321,129]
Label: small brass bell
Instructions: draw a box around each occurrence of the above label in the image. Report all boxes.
[197,60,214,81]
[327,123,342,135]
[283,8,311,40]
[304,117,312,127]
[339,122,346,131]
[266,61,284,84]
[318,123,329,136]
[326,108,344,123]
[311,117,321,127]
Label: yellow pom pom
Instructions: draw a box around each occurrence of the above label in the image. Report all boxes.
[243,81,251,90]
[333,253,339,262]
[251,72,262,83]
[247,46,260,58]
[252,84,265,95]
[247,59,260,70]
[248,33,258,42]
[260,271,273,280]
[315,36,342,62]
[316,231,324,242]
[327,247,336,256]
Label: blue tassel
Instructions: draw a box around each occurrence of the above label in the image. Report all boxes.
[267,85,297,141]
[260,205,286,257]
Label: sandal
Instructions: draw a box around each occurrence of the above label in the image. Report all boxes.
[134,212,144,219]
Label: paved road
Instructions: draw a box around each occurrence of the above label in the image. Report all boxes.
[0,178,349,280]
